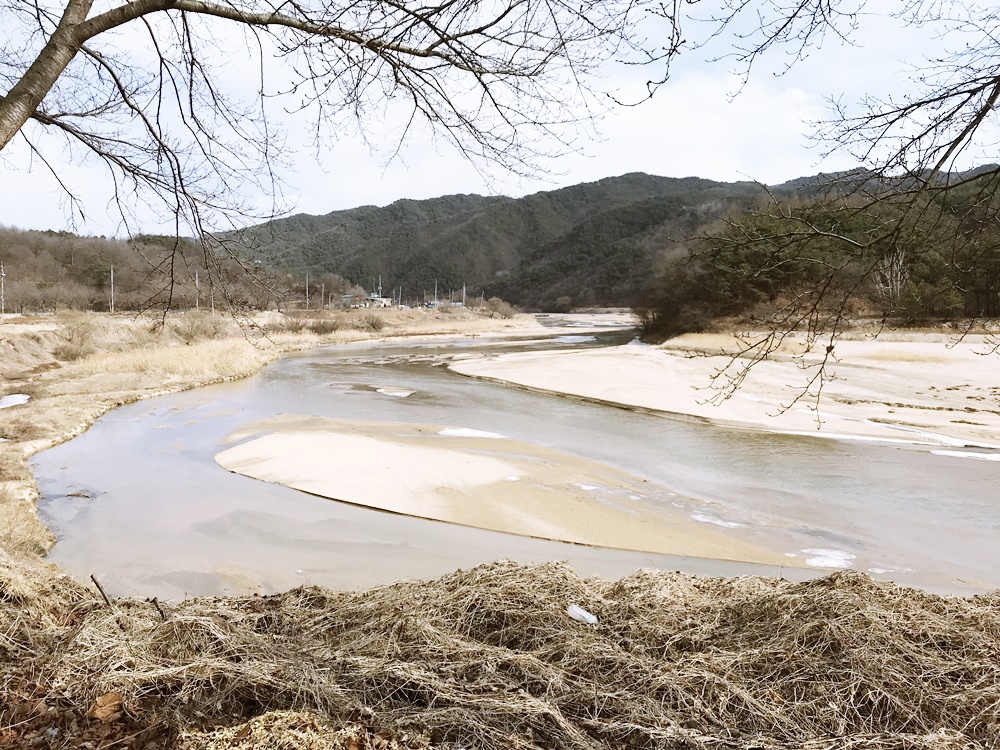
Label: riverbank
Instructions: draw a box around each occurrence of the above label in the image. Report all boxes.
[4,314,1000,748]
[450,330,1000,448]
[0,308,541,556]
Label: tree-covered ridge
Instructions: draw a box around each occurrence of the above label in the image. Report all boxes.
[239,173,766,308]
[637,170,1000,340]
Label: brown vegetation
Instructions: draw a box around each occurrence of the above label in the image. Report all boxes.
[2,557,999,748]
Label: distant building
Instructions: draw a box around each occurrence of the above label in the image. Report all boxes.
[356,293,393,308]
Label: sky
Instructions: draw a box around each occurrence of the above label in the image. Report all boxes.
[0,3,977,236]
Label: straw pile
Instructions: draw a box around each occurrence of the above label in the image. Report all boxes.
[3,558,999,748]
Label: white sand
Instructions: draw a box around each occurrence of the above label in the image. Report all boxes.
[215,415,795,566]
[450,332,1000,447]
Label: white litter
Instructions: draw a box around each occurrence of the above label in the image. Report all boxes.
[0,394,30,409]
[566,604,598,625]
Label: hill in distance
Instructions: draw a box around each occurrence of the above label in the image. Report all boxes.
[239,173,774,309]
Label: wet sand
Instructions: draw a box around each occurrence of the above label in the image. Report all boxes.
[215,415,796,567]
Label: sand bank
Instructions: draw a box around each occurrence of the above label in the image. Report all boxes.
[215,415,796,566]
[449,332,1000,448]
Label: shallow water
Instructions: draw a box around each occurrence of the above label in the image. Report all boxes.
[33,329,1000,598]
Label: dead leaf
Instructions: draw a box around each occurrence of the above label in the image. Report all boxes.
[232,723,253,743]
[87,691,123,720]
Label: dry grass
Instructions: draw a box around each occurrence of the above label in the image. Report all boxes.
[170,312,234,344]
[69,338,276,380]
[2,560,999,748]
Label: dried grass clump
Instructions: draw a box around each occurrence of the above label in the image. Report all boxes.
[0,549,90,667]
[12,561,997,749]
[52,312,102,361]
[70,338,273,380]
[308,317,344,335]
[357,313,386,332]
[180,710,431,750]
[171,313,231,344]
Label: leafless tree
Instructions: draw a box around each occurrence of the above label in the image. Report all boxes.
[632,1,1000,411]
[0,0,668,313]
[5,0,1000,323]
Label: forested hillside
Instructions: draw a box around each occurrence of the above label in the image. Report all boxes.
[636,168,1000,339]
[13,168,989,317]
[238,173,767,309]
[0,228,357,313]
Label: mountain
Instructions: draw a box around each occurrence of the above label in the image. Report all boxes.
[238,173,767,309]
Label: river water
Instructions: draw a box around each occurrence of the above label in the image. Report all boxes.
[32,327,1000,598]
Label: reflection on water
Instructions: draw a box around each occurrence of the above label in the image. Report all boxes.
[32,329,1000,598]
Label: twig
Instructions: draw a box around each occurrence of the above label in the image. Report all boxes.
[91,573,127,632]
[151,596,167,621]
[90,574,114,608]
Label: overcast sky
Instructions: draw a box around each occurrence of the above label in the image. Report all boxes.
[0,4,979,236]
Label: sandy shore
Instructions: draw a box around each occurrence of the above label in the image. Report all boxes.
[215,415,796,567]
[450,332,1000,448]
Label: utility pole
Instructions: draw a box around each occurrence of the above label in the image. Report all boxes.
[110,266,115,314]
[0,261,5,315]
[321,283,325,310]
[434,279,438,306]
[195,270,200,310]
[463,284,466,306]
[305,271,310,309]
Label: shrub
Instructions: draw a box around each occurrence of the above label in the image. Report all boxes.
[276,314,308,333]
[172,313,226,344]
[307,318,343,335]
[484,297,516,319]
[357,313,386,332]
[53,314,99,360]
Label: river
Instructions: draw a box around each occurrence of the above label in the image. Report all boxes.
[32,326,1000,598]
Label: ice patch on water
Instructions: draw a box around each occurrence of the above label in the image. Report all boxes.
[504,476,520,482]
[738,393,763,402]
[868,421,1000,449]
[784,430,927,446]
[438,428,505,439]
[0,394,30,409]
[574,483,600,491]
[802,548,854,568]
[691,512,743,529]
[553,335,596,344]
[868,568,889,574]
[376,387,414,398]
[930,449,1000,462]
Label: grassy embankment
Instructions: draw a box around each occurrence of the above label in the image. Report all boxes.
[1,311,999,749]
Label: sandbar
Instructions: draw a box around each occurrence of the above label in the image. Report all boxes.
[449,332,1000,448]
[215,415,795,566]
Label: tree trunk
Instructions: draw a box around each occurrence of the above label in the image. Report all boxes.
[0,0,94,151]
